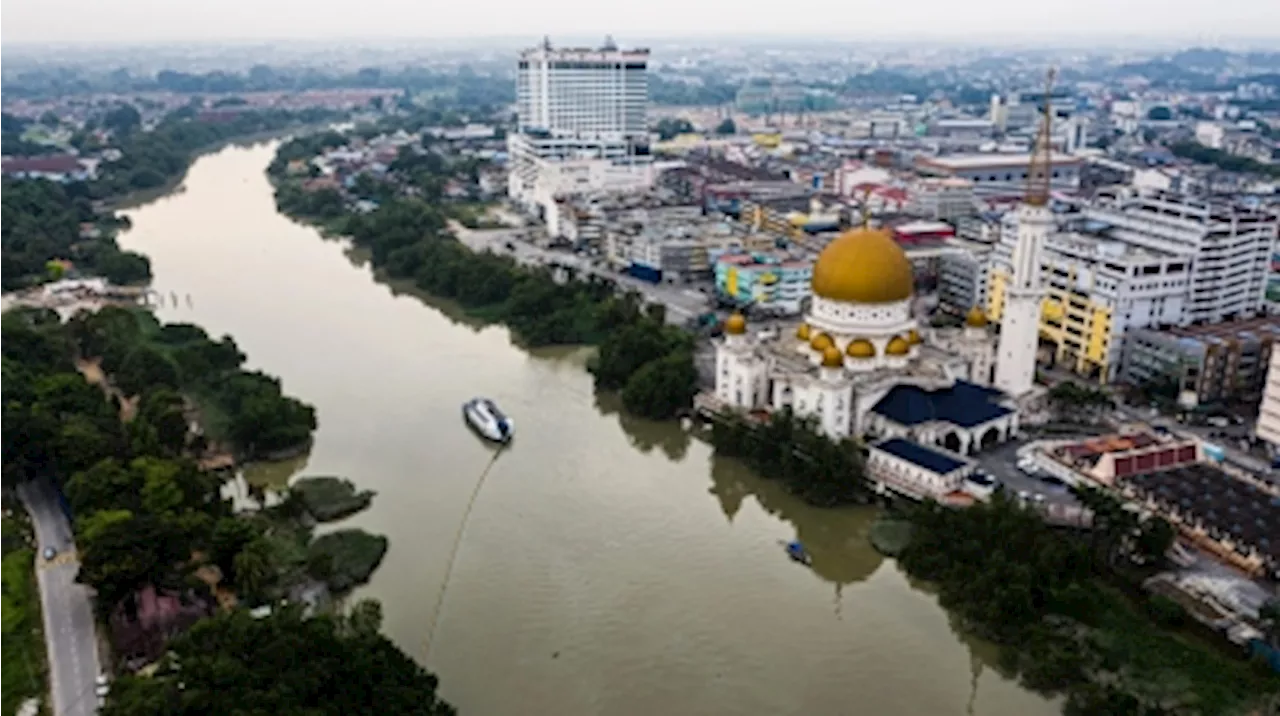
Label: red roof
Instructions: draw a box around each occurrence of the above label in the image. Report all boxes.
[2,155,84,174]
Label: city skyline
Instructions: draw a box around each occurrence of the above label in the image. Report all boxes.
[3,0,1280,46]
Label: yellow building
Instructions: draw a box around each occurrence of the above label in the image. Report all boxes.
[986,230,1187,384]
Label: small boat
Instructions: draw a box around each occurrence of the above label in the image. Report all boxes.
[462,398,514,443]
[785,540,811,566]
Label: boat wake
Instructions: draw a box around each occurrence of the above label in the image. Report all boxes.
[424,444,507,659]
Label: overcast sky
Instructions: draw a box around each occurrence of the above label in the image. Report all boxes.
[3,0,1278,46]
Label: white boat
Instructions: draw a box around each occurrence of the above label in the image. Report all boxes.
[462,398,514,443]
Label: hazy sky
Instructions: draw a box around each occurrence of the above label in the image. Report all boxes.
[3,0,1278,45]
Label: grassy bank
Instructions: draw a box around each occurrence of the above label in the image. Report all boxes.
[1,516,46,716]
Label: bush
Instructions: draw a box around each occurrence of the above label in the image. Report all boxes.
[307,529,388,593]
[290,476,374,522]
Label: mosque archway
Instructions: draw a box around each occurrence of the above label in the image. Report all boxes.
[979,426,1001,451]
[942,432,963,453]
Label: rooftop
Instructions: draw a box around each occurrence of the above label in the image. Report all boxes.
[876,437,967,475]
[872,380,1012,429]
[916,153,1081,171]
[1147,316,1280,345]
[1127,464,1279,563]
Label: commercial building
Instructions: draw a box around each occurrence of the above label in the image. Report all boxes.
[989,215,1189,382]
[712,251,812,315]
[1085,189,1278,325]
[914,153,1082,198]
[515,36,647,141]
[507,38,655,217]
[1120,318,1280,408]
[907,177,976,220]
[938,245,994,315]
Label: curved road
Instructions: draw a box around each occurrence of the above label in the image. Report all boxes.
[17,479,101,716]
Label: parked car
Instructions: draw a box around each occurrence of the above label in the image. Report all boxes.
[42,547,56,561]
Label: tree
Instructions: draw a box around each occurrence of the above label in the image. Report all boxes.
[1146,106,1173,121]
[715,118,736,135]
[621,350,698,419]
[232,537,275,604]
[101,608,456,716]
[655,117,694,140]
[345,598,384,638]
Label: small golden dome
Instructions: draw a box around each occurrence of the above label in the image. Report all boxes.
[965,306,989,328]
[810,226,914,304]
[821,346,844,368]
[796,323,811,341]
[885,335,910,356]
[724,313,747,335]
[846,339,875,358]
[907,329,922,345]
[809,332,834,352]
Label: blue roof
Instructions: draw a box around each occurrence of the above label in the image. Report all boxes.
[876,438,965,475]
[872,380,1013,429]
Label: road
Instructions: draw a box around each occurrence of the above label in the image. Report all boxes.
[17,479,101,716]
[449,221,709,325]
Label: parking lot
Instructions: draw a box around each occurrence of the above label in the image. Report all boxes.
[972,439,1080,507]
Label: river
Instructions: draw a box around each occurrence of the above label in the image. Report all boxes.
[117,142,1057,716]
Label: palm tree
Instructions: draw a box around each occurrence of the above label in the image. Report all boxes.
[233,537,275,604]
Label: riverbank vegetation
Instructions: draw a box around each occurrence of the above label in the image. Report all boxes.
[269,129,698,419]
[102,605,455,716]
[1,306,448,709]
[2,177,149,290]
[1,516,46,716]
[91,106,341,198]
[290,476,376,522]
[898,495,1278,714]
[709,409,868,507]
[65,306,316,460]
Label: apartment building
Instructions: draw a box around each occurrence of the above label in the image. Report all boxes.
[1085,188,1278,325]
[988,214,1188,382]
[1120,317,1280,408]
[1256,350,1280,452]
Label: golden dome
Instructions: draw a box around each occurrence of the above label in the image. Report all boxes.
[809,332,834,352]
[820,346,844,368]
[907,329,922,345]
[796,323,811,341]
[965,306,989,328]
[846,339,875,359]
[725,313,747,335]
[810,226,914,304]
[885,335,910,356]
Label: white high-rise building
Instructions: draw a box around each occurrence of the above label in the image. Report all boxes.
[507,37,654,219]
[1084,189,1277,324]
[516,36,648,141]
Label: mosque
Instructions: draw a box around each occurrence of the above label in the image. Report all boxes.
[712,222,1027,457]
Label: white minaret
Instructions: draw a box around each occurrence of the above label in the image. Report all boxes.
[994,69,1055,398]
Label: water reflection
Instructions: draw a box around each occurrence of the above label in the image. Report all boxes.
[592,391,691,461]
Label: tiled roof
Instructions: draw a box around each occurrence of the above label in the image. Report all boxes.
[872,380,1011,429]
[876,437,966,474]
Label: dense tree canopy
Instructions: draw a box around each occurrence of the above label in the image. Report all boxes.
[1,178,148,290]
[103,605,455,716]
[899,496,1277,712]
